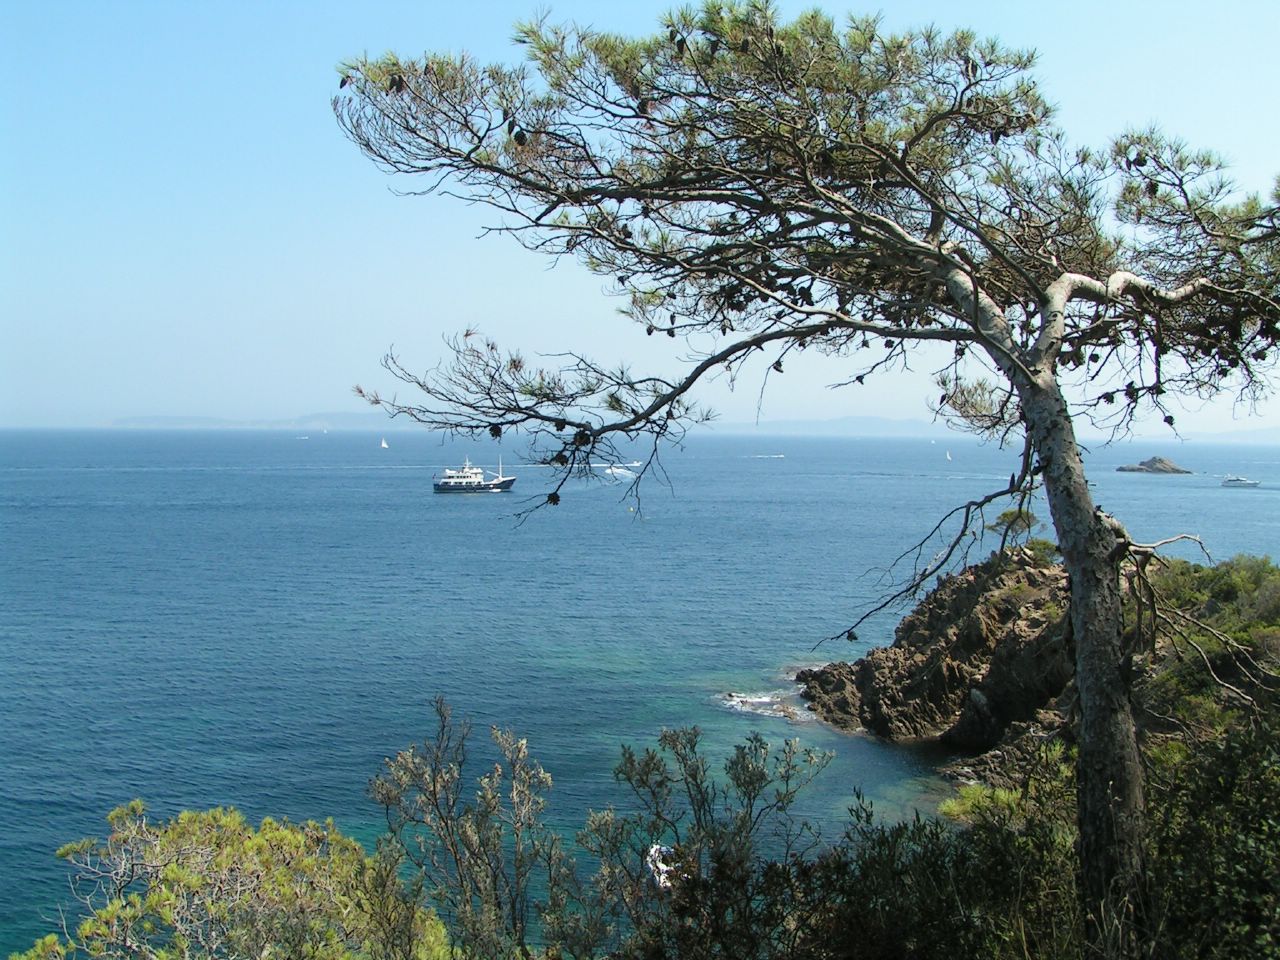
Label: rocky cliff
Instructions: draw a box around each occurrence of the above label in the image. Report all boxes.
[798,551,1280,788]
[797,549,1074,781]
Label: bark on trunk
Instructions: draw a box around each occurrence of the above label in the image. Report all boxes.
[1021,379,1145,955]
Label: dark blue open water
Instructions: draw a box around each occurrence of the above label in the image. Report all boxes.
[1,429,1276,952]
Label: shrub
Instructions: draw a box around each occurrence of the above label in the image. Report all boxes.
[23,707,1280,960]
[13,802,448,960]
[1146,718,1280,958]
[1025,537,1061,565]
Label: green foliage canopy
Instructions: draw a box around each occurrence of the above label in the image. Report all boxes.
[335,1,1279,464]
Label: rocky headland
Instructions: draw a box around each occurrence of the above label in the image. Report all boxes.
[797,549,1075,786]
[1115,456,1191,474]
[797,548,1279,789]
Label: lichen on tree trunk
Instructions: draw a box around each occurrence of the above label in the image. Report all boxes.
[1022,379,1145,949]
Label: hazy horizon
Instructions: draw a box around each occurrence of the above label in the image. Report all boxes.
[3,1,1278,434]
[5,410,1278,445]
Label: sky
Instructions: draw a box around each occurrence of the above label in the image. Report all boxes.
[2,0,1278,435]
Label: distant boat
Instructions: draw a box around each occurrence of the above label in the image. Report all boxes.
[380,437,389,449]
[433,457,516,493]
[946,450,952,462]
[1221,475,1261,488]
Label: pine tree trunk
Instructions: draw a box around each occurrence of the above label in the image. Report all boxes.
[1021,380,1145,956]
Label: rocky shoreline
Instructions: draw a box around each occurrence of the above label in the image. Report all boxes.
[796,548,1075,787]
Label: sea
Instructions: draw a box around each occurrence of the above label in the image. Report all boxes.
[1,428,1277,952]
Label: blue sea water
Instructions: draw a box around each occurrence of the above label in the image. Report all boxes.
[1,428,1277,952]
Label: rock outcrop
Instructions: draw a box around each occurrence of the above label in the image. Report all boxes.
[796,550,1073,763]
[797,550,1279,789]
[1115,456,1191,474]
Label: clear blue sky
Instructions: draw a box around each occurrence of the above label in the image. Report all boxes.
[3,1,1278,434]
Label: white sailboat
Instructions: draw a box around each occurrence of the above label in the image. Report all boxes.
[380,437,389,449]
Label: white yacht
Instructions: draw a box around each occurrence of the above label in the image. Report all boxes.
[433,457,516,493]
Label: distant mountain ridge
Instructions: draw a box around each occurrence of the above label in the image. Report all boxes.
[112,412,412,431]
[108,412,1280,444]
[708,414,953,438]
[710,416,1280,444]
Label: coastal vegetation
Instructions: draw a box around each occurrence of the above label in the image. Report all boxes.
[18,552,1279,959]
[331,3,1280,953]
[14,805,448,960]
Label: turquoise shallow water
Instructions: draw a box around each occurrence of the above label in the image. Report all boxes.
[1,429,1277,951]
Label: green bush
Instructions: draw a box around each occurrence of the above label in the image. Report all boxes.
[1146,718,1280,959]
[23,711,1280,960]
[1025,537,1061,565]
[13,803,448,960]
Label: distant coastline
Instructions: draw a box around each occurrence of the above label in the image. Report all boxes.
[109,412,412,432]
[4,412,1276,445]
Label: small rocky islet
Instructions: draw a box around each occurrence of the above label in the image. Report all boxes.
[1114,455,1192,473]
